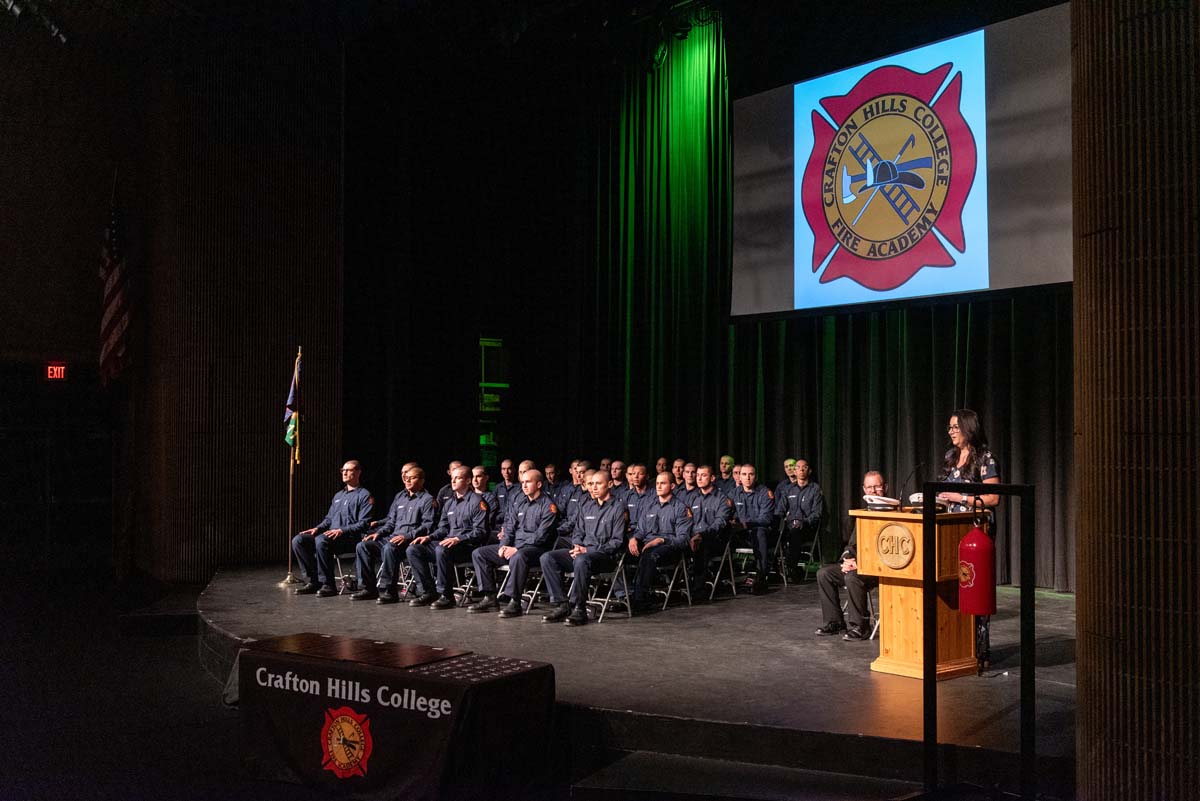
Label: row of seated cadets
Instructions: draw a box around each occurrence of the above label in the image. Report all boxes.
[293,457,821,605]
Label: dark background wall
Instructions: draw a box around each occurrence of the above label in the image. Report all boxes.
[1,0,1071,588]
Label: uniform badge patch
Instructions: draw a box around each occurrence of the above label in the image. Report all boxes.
[320,706,373,779]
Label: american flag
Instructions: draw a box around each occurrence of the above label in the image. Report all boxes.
[99,207,132,385]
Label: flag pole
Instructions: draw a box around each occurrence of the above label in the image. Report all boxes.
[280,346,302,585]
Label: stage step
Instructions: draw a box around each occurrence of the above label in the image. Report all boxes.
[570,751,920,801]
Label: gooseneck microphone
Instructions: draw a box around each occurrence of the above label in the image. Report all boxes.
[900,462,925,504]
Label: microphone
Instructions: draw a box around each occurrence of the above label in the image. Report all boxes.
[900,462,925,504]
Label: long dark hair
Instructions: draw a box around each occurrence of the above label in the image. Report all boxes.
[940,408,990,480]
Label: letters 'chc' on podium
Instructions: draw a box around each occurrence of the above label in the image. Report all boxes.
[850,509,977,681]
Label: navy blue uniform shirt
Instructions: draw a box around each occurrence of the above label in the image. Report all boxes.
[623,486,654,535]
[689,487,735,536]
[501,492,561,549]
[493,480,519,514]
[632,494,694,547]
[568,496,627,557]
[732,484,775,529]
[431,491,490,545]
[316,486,374,537]
[374,489,437,539]
[778,481,824,527]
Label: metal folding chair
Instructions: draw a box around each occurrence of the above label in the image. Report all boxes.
[708,537,739,601]
[656,555,692,610]
[585,551,633,622]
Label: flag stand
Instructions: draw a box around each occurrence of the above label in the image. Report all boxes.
[280,454,301,585]
[280,346,303,586]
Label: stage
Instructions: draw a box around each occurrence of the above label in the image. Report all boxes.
[200,567,1076,798]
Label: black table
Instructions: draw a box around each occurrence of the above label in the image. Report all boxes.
[239,632,555,800]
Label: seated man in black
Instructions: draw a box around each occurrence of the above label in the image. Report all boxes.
[467,469,560,618]
[815,470,886,640]
[628,471,693,610]
[538,469,627,627]
[406,465,489,609]
[291,460,374,596]
[352,465,438,604]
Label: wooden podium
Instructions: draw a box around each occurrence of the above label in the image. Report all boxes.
[850,509,977,681]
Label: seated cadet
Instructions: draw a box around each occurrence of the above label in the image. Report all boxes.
[817,471,886,640]
[598,457,612,475]
[774,458,798,502]
[470,465,501,542]
[777,458,825,577]
[543,463,562,498]
[292,460,375,596]
[671,458,686,489]
[609,459,628,496]
[539,469,628,626]
[406,465,489,609]
[730,464,775,594]
[677,462,698,506]
[468,469,560,617]
[622,463,653,521]
[687,464,735,596]
[352,466,438,603]
[628,471,693,610]
[655,456,669,476]
[436,460,464,508]
[560,459,591,526]
[716,455,738,495]
[492,459,519,516]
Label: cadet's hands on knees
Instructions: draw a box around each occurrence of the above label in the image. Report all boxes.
[628,539,640,556]
[325,529,343,540]
[299,528,317,536]
[645,537,664,550]
[389,535,407,546]
[442,537,461,548]
[499,546,517,559]
[689,534,701,551]
[364,532,379,542]
[412,536,431,546]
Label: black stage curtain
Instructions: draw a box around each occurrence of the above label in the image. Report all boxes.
[343,8,1075,591]
[582,11,1075,590]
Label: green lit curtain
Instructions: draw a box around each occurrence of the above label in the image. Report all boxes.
[589,9,1073,589]
[592,10,731,461]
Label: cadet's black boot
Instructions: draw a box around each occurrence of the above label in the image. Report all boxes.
[467,594,497,613]
[542,603,570,623]
[498,599,523,618]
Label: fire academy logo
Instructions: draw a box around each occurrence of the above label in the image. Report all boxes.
[801,63,978,290]
[320,706,373,779]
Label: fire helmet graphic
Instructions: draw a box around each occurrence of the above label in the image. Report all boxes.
[800,63,978,290]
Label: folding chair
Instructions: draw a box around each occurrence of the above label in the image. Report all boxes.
[841,583,880,639]
[333,553,357,595]
[733,526,788,588]
[708,537,739,601]
[495,564,546,612]
[585,551,633,622]
[655,554,692,610]
[451,562,475,607]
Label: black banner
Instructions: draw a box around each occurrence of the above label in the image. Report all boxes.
[239,633,554,800]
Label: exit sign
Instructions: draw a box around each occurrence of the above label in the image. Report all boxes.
[45,362,67,381]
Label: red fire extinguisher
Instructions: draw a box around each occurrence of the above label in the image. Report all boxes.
[959,522,996,616]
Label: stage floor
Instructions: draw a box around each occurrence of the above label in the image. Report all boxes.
[199,566,1076,793]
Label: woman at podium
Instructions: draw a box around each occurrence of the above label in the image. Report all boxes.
[935,408,1000,511]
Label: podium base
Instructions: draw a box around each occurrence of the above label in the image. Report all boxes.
[870,654,978,681]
